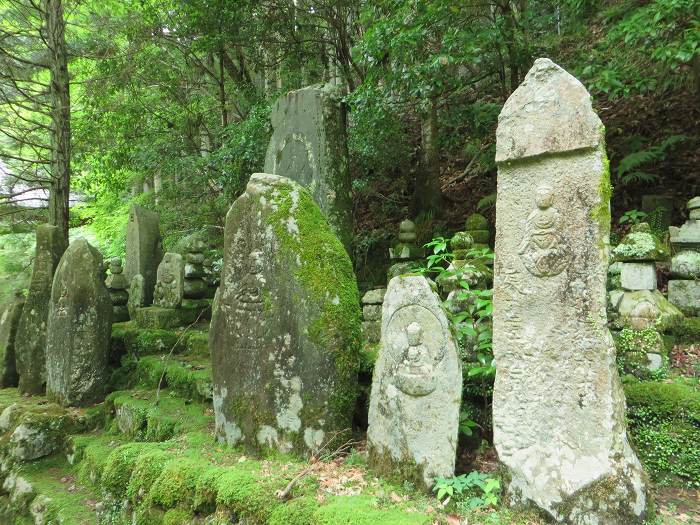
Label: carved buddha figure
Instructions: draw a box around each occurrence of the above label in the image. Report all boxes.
[394,322,439,397]
[518,184,571,277]
[235,251,265,313]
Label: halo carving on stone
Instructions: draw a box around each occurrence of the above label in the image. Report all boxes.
[385,305,447,397]
[518,184,571,277]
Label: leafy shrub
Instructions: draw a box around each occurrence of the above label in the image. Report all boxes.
[624,381,700,487]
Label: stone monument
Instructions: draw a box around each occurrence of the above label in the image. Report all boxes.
[105,257,129,322]
[464,213,491,249]
[492,58,648,523]
[367,275,461,489]
[210,173,361,456]
[183,239,207,300]
[127,274,145,320]
[387,220,424,279]
[668,196,700,315]
[263,84,352,249]
[361,288,385,345]
[0,291,24,388]
[15,224,67,394]
[153,253,185,308]
[124,204,163,306]
[46,238,112,407]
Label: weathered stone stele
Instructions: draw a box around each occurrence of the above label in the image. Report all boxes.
[0,292,24,387]
[127,274,145,319]
[124,204,163,306]
[210,173,360,456]
[46,238,112,407]
[263,85,352,249]
[367,275,461,489]
[153,253,185,309]
[493,59,648,524]
[15,224,67,395]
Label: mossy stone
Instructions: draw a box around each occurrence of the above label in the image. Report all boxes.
[211,173,360,457]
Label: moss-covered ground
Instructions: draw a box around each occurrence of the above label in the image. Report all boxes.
[1,319,698,524]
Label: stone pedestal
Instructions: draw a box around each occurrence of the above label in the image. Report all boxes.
[361,288,385,344]
[621,262,657,291]
[387,220,424,279]
[184,240,207,299]
[668,197,700,315]
[105,257,129,322]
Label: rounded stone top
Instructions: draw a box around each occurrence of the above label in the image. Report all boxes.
[108,257,123,274]
[612,227,668,262]
[687,196,700,210]
[465,213,488,231]
[188,239,206,254]
[495,58,602,163]
[451,231,474,250]
[399,220,416,233]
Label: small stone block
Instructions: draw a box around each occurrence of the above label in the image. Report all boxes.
[361,321,381,344]
[621,262,657,291]
[362,288,386,305]
[668,280,700,316]
[362,304,382,322]
[134,306,199,329]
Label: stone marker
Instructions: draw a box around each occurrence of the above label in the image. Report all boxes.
[367,275,461,489]
[105,257,129,322]
[46,238,112,407]
[15,224,67,395]
[127,274,145,319]
[387,220,424,280]
[493,58,648,523]
[183,239,207,299]
[263,85,352,249]
[668,197,700,315]
[361,288,386,345]
[153,253,185,309]
[124,204,163,306]
[465,213,491,248]
[0,292,24,388]
[210,173,360,456]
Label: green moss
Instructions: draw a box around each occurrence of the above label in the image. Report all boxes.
[465,213,489,231]
[192,466,227,513]
[265,181,361,432]
[268,496,317,525]
[163,508,193,525]
[313,495,431,525]
[672,317,700,344]
[102,443,152,499]
[590,145,612,253]
[624,382,700,487]
[127,448,171,503]
[13,455,100,525]
[215,466,286,521]
[147,457,210,509]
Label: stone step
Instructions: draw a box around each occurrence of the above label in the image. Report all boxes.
[111,322,209,362]
[105,388,212,442]
[135,355,212,402]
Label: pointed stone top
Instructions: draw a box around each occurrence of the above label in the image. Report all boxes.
[495,58,602,163]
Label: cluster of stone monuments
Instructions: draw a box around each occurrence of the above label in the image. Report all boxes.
[1,58,698,524]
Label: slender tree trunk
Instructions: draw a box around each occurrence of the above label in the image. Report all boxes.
[218,46,228,128]
[414,98,442,214]
[43,0,70,247]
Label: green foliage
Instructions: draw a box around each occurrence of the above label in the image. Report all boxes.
[618,209,647,225]
[433,471,500,509]
[616,135,688,185]
[625,381,700,487]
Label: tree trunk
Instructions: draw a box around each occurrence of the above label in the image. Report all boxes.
[43,0,70,247]
[414,98,442,214]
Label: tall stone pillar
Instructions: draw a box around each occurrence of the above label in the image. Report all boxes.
[492,58,648,524]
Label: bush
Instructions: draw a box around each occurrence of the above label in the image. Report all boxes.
[624,381,700,487]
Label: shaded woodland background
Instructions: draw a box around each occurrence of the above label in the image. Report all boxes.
[1,0,699,299]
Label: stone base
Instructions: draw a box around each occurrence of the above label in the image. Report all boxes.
[361,321,380,344]
[134,302,210,330]
[614,290,684,331]
[112,305,129,323]
[668,280,700,316]
[621,262,657,291]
